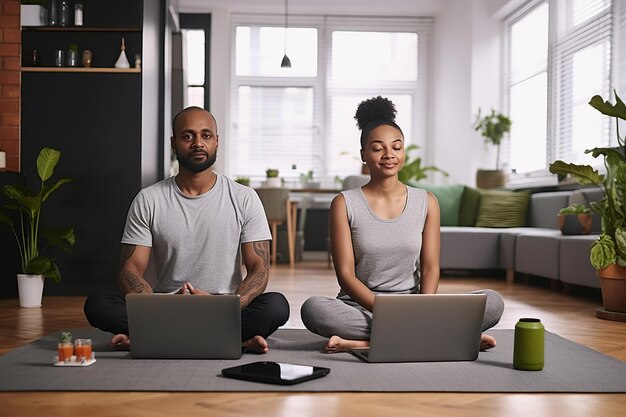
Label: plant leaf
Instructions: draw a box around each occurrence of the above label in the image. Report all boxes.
[589,93,626,121]
[615,228,626,263]
[44,227,75,252]
[42,178,73,202]
[37,147,61,182]
[3,184,39,217]
[0,210,14,227]
[548,160,604,187]
[25,256,51,275]
[44,261,61,283]
[586,146,626,161]
[590,234,616,270]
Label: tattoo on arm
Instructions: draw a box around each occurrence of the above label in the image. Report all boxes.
[118,245,152,294]
[236,241,269,308]
[120,271,152,294]
[254,240,270,271]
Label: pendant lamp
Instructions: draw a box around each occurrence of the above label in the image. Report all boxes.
[281,0,291,68]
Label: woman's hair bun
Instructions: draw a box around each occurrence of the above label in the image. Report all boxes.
[354,96,397,130]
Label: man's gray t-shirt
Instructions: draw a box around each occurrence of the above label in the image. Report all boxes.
[121,173,271,294]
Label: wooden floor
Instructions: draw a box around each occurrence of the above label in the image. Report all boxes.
[1,258,625,417]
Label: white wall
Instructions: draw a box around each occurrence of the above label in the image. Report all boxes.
[178,0,510,185]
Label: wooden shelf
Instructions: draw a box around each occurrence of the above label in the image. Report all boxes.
[21,26,141,32]
[21,67,140,73]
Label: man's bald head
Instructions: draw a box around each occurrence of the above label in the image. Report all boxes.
[171,106,218,136]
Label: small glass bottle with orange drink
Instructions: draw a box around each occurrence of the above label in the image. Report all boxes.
[74,338,93,362]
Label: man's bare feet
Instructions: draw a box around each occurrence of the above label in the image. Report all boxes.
[111,334,131,350]
[326,335,369,353]
[242,335,268,354]
[480,333,496,350]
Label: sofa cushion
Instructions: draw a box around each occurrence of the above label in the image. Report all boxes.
[458,186,481,226]
[475,190,531,228]
[410,182,465,226]
[527,191,571,229]
[559,235,600,288]
[440,227,501,269]
[515,231,563,280]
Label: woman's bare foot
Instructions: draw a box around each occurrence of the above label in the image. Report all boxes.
[325,335,369,353]
[111,334,131,350]
[480,333,496,350]
[242,335,269,354]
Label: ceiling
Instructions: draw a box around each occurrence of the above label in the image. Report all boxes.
[176,0,449,16]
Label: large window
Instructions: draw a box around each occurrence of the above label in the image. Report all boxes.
[505,0,617,176]
[229,16,432,183]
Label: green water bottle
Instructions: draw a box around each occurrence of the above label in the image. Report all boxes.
[513,318,544,371]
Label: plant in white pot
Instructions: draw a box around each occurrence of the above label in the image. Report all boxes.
[549,91,626,320]
[473,108,512,189]
[0,148,75,308]
[263,168,282,188]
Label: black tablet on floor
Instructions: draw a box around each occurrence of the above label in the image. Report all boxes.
[222,361,330,385]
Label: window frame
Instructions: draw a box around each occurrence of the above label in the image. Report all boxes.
[227,14,433,182]
[503,0,617,186]
[179,14,211,110]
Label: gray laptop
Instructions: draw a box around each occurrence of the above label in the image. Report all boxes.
[126,293,242,359]
[351,293,486,363]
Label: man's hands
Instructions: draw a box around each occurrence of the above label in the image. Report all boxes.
[176,282,209,295]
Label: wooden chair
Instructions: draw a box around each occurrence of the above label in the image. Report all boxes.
[255,188,295,267]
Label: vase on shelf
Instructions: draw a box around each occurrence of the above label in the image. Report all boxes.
[48,0,59,26]
[59,0,71,27]
[114,37,130,69]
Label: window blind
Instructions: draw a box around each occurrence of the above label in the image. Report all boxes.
[553,0,612,165]
[505,0,619,177]
[228,15,432,183]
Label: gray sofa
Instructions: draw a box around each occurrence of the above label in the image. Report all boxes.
[440,188,603,289]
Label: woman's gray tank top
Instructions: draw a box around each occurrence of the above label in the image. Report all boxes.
[338,186,428,298]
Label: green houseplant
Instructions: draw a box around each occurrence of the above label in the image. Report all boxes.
[473,108,512,188]
[265,168,279,178]
[549,91,626,316]
[557,204,593,235]
[0,148,75,307]
[398,144,448,184]
[235,176,250,186]
[263,168,282,188]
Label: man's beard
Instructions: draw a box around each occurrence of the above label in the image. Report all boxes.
[176,149,217,173]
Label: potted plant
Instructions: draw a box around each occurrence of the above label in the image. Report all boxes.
[398,144,448,184]
[0,147,75,308]
[235,176,250,186]
[557,204,593,235]
[549,91,626,318]
[299,170,321,189]
[473,108,512,189]
[264,168,282,188]
[56,331,73,364]
[265,168,279,178]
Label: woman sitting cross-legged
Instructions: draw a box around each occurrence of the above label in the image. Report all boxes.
[300,96,505,353]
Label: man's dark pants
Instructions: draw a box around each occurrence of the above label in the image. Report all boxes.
[84,292,290,341]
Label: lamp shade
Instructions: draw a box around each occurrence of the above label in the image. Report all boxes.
[281,54,292,68]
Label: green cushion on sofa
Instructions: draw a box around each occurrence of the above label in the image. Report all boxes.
[458,186,481,226]
[409,182,465,226]
[475,190,531,228]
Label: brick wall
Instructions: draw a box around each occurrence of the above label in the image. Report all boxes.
[0,0,20,172]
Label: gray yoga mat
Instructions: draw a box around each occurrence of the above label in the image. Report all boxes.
[0,328,624,392]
